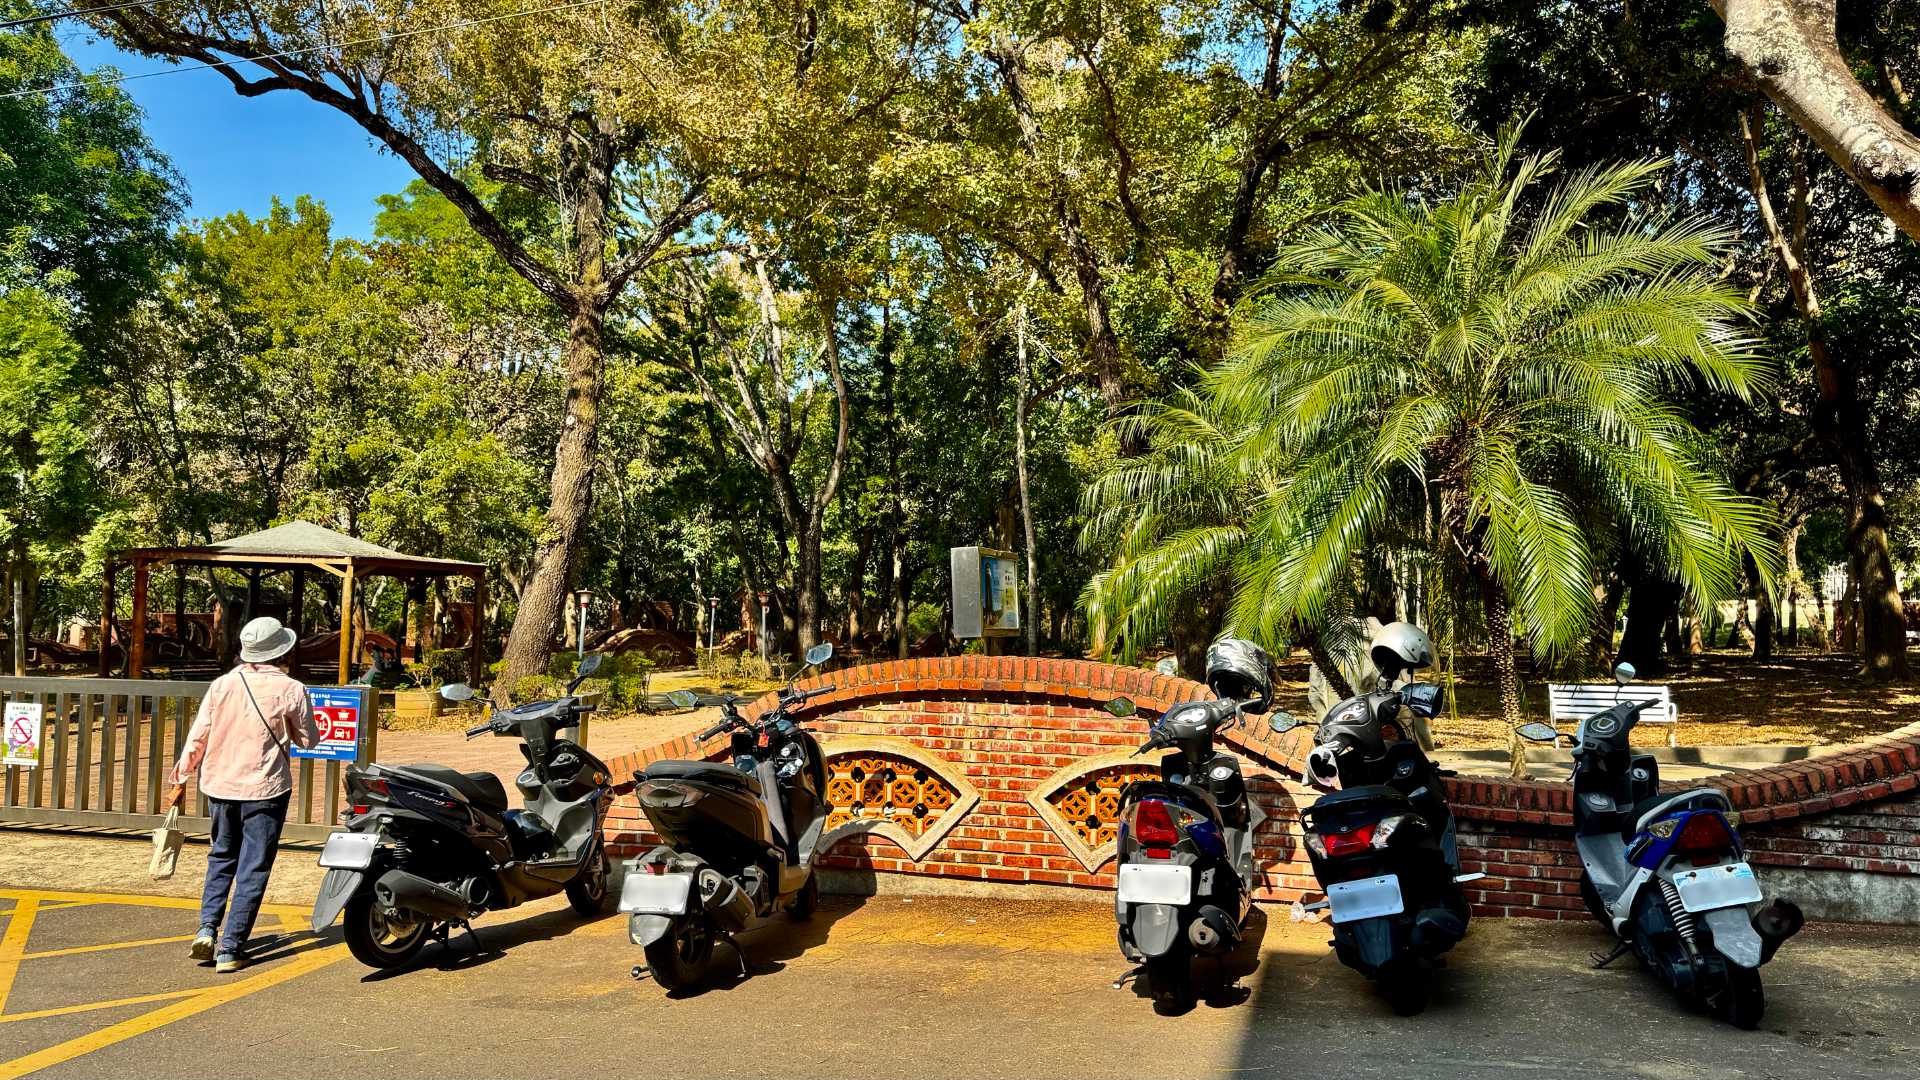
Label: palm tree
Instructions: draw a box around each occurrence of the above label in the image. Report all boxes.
[1085,127,1779,725]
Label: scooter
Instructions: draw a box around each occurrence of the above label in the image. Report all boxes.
[620,642,834,991]
[310,653,623,970]
[1101,638,1272,1008]
[1516,662,1803,1028]
[1273,624,1476,1015]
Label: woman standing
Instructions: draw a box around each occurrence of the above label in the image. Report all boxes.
[166,617,320,972]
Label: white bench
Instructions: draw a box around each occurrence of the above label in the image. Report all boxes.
[1548,682,1678,747]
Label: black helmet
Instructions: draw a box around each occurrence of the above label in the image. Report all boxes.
[1369,621,1433,679]
[1205,637,1272,714]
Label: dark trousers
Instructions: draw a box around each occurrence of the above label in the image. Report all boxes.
[200,792,291,954]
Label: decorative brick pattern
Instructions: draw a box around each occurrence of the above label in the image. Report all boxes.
[600,655,1920,920]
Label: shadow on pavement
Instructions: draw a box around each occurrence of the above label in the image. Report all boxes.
[357,904,617,982]
[645,893,871,1000]
[1121,905,1269,1016]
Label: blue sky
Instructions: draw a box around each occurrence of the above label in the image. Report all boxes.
[62,31,416,238]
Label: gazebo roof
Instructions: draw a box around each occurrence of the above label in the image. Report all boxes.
[117,520,485,577]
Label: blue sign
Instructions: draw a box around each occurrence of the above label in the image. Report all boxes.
[293,687,363,762]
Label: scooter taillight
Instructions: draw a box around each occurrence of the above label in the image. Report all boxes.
[1320,822,1377,858]
[362,777,389,798]
[1672,812,1738,858]
[1130,799,1182,854]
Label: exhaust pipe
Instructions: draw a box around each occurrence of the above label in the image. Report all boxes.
[1752,898,1804,964]
[1187,905,1238,954]
[697,868,755,932]
[374,869,472,924]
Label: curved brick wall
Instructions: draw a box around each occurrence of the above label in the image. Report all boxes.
[604,656,1920,922]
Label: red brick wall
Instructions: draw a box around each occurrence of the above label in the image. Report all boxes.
[602,656,1920,922]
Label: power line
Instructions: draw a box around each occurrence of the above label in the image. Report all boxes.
[2,1,155,30]
[2,0,608,98]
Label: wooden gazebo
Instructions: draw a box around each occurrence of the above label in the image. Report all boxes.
[102,521,487,685]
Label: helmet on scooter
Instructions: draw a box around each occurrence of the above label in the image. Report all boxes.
[1205,637,1273,714]
[1369,622,1433,680]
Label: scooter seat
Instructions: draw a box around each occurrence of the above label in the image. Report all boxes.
[642,759,762,796]
[387,765,509,811]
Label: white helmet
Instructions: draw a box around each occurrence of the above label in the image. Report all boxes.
[1369,621,1433,679]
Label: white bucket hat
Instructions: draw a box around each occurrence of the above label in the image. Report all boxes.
[237,616,298,663]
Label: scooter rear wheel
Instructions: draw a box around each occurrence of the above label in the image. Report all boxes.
[1380,957,1433,1016]
[343,893,429,970]
[1718,965,1765,1029]
[644,919,714,992]
[1144,950,1194,1009]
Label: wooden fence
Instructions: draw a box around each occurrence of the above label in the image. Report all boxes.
[0,677,369,842]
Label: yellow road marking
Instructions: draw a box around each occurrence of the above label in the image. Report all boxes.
[0,943,348,1080]
[22,934,199,961]
[0,990,199,1025]
[0,899,37,1014]
[0,888,305,922]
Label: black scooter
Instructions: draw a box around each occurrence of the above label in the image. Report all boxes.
[1274,659,1476,1014]
[621,642,834,990]
[1102,638,1272,1008]
[311,653,623,970]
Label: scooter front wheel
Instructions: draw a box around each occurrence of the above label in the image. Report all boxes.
[786,873,819,921]
[566,850,615,916]
[343,893,429,970]
[644,918,714,992]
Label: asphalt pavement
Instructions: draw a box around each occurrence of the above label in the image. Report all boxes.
[2,883,1916,1080]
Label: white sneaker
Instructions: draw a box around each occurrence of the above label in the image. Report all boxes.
[189,929,216,962]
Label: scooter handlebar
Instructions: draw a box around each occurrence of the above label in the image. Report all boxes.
[698,718,732,742]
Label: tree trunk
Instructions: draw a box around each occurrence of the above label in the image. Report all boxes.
[1618,577,1680,677]
[1301,632,1354,702]
[1740,105,1910,680]
[990,44,1130,437]
[847,526,871,644]
[1712,0,1920,240]
[1588,570,1626,677]
[495,301,607,701]
[1752,560,1776,661]
[1013,294,1040,657]
[891,544,913,659]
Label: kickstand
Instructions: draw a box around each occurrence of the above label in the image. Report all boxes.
[717,928,748,980]
[1111,965,1145,990]
[461,921,483,953]
[1590,940,1631,969]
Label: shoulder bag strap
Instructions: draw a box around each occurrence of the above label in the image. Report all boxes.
[236,670,291,764]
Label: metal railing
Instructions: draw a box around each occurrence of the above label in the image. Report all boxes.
[0,677,368,842]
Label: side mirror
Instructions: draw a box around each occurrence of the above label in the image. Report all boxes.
[1267,711,1301,734]
[1154,657,1177,677]
[577,653,606,679]
[668,690,698,710]
[804,642,834,667]
[1613,662,1635,686]
[1515,722,1559,743]
[439,683,475,702]
[1104,696,1138,718]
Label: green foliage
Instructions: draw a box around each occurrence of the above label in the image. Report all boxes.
[1086,128,1779,664]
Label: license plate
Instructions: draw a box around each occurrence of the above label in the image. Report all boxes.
[1117,863,1193,905]
[316,831,378,870]
[1327,874,1405,924]
[618,871,693,915]
[1673,862,1763,913]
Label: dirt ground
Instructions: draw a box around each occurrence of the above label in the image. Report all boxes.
[380,668,785,735]
[1266,650,1920,751]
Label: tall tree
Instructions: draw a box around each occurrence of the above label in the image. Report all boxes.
[92,0,720,697]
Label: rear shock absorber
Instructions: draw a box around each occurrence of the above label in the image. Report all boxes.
[1658,878,1696,945]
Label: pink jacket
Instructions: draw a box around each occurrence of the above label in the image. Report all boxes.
[171,664,321,801]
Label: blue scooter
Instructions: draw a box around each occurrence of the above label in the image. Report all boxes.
[1517,662,1803,1028]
